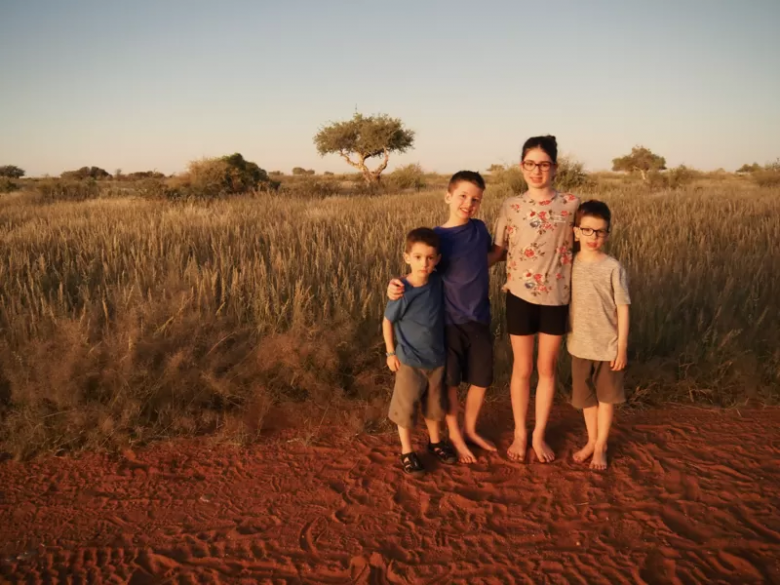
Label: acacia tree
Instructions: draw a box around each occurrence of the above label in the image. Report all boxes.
[314,113,414,184]
[0,165,25,179]
[612,146,666,181]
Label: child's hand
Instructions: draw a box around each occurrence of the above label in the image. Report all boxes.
[387,278,404,301]
[387,355,400,372]
[611,348,628,371]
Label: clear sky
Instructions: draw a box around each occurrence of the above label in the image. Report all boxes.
[2,0,779,177]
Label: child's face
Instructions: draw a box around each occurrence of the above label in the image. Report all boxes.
[574,215,610,252]
[521,147,557,189]
[445,181,483,222]
[403,243,440,278]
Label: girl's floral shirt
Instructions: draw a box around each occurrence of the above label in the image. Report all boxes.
[493,191,580,306]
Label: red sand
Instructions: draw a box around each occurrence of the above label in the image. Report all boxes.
[1,405,779,584]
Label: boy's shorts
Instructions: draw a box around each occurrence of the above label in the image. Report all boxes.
[389,363,446,429]
[445,321,493,388]
[571,356,626,409]
[506,292,568,336]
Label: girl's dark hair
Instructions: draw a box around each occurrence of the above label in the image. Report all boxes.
[521,135,558,163]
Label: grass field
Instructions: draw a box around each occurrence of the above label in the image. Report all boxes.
[0,179,778,458]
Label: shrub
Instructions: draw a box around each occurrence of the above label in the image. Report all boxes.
[292,167,308,176]
[281,177,341,198]
[387,163,427,191]
[0,178,18,193]
[554,157,591,191]
[0,165,25,179]
[126,171,166,180]
[323,171,334,177]
[61,166,111,180]
[492,165,527,194]
[168,154,279,200]
[753,169,780,188]
[34,179,101,202]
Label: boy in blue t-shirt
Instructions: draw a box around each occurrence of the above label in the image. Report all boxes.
[384,227,458,477]
[389,172,502,464]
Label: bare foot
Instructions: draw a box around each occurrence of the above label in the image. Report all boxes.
[573,442,596,464]
[507,434,527,462]
[532,433,555,463]
[590,445,608,470]
[450,438,477,464]
[465,431,497,452]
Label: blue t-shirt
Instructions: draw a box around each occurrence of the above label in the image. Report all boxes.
[434,219,492,326]
[384,273,445,369]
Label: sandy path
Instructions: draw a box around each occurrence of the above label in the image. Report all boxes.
[1,406,779,584]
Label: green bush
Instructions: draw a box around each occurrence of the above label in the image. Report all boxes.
[35,179,101,202]
[0,165,25,179]
[492,165,527,194]
[126,171,166,180]
[554,157,592,191]
[0,177,18,193]
[168,154,279,200]
[61,166,111,180]
[387,163,427,191]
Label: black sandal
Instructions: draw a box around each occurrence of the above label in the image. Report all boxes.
[428,441,458,465]
[400,452,426,477]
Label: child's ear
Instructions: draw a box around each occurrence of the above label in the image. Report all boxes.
[434,254,442,266]
[573,227,580,242]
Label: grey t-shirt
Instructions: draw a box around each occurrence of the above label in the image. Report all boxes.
[567,255,631,362]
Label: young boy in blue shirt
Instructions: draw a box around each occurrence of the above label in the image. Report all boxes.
[389,172,501,464]
[384,227,458,477]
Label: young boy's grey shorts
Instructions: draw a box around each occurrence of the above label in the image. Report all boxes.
[571,356,626,409]
[389,363,446,429]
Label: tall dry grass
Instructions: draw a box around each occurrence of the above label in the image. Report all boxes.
[0,183,778,457]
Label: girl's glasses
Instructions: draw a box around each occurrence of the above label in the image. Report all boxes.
[578,227,610,239]
[521,160,554,172]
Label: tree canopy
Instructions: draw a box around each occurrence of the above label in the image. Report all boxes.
[0,165,25,179]
[612,146,666,180]
[314,113,414,184]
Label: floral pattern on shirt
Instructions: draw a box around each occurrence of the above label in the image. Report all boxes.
[494,191,580,305]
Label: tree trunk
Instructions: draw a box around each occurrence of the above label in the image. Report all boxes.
[362,167,379,184]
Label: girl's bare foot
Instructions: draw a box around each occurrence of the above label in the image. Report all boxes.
[532,432,555,463]
[507,433,527,462]
[590,445,608,470]
[573,441,596,463]
[450,437,477,464]
[465,431,497,452]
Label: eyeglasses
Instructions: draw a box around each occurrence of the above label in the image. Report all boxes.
[577,227,610,238]
[521,160,554,172]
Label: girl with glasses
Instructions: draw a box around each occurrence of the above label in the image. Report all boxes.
[492,135,580,463]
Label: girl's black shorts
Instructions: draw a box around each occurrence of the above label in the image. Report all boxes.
[506,292,568,336]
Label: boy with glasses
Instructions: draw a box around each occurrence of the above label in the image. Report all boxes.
[568,200,631,470]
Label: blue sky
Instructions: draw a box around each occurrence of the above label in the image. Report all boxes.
[1,0,779,176]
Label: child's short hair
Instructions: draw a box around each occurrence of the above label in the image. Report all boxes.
[405,227,440,254]
[448,170,485,193]
[575,199,612,229]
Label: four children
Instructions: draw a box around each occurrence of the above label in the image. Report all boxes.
[384,136,631,475]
